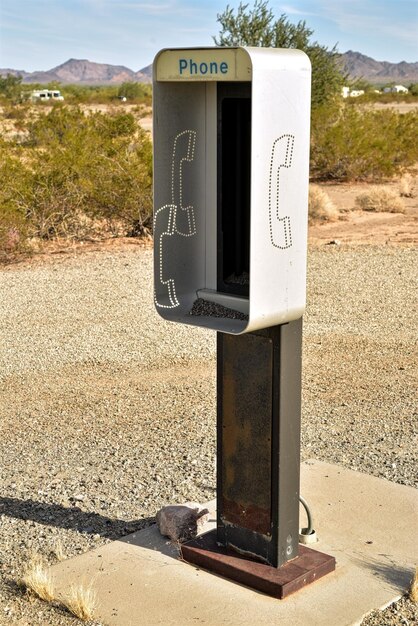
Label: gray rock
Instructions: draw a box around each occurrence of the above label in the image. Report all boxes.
[156,504,210,542]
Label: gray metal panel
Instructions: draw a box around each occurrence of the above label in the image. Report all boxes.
[220,333,273,536]
[217,320,302,567]
[274,318,302,565]
[153,81,206,316]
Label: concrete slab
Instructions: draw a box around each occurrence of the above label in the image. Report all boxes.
[51,461,417,626]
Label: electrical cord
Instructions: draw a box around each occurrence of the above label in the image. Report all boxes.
[299,495,314,535]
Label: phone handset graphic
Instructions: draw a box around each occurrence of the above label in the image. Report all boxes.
[269,134,295,249]
[154,130,197,309]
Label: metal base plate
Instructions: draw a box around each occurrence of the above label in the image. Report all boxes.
[181,530,336,599]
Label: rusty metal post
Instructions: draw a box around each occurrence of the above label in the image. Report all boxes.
[181,318,336,596]
[216,318,302,567]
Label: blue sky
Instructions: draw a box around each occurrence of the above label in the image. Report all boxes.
[0,0,417,72]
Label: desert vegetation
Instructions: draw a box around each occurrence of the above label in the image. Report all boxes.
[19,551,97,622]
[1,94,416,260]
[0,103,152,259]
[0,73,152,105]
[310,104,418,181]
[308,185,339,222]
[355,186,406,213]
[1,1,417,260]
[62,584,97,621]
[20,553,55,603]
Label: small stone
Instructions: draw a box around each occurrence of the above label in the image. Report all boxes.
[156,504,210,542]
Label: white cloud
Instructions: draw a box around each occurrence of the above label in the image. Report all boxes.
[279,4,319,17]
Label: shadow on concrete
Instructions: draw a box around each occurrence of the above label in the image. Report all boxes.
[0,496,153,539]
[351,553,414,592]
[118,512,217,559]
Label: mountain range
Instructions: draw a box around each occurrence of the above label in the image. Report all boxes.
[341,51,418,84]
[0,58,152,85]
[1,52,417,85]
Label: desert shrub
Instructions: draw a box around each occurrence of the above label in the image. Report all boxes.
[0,141,32,258]
[30,108,152,238]
[0,203,28,259]
[58,83,152,105]
[0,74,24,104]
[118,82,152,104]
[355,187,406,213]
[399,173,414,198]
[308,185,339,223]
[0,106,153,250]
[1,102,31,129]
[59,84,118,104]
[311,105,418,181]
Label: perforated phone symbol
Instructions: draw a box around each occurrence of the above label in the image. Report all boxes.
[269,134,295,249]
[154,130,197,308]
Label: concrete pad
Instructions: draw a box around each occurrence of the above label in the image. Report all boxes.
[51,461,417,626]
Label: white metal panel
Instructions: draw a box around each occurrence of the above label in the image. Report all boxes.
[246,48,311,332]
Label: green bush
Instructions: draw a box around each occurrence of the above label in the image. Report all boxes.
[0,139,31,258]
[58,83,152,105]
[310,104,418,181]
[117,82,152,105]
[214,1,345,108]
[0,74,24,104]
[0,106,153,251]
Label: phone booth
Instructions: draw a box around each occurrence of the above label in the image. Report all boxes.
[153,47,335,598]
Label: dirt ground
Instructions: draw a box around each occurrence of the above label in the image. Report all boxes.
[309,178,418,245]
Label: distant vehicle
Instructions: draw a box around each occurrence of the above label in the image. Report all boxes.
[31,89,64,102]
[341,86,365,98]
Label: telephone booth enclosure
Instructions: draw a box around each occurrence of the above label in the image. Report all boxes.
[153,47,311,334]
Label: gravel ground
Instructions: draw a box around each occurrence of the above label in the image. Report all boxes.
[0,243,417,625]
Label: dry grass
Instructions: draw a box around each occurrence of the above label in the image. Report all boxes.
[308,185,339,223]
[62,583,97,621]
[51,538,65,562]
[19,551,97,621]
[355,186,406,213]
[399,173,414,198]
[20,553,55,602]
[410,567,418,603]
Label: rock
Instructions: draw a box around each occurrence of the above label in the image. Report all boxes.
[156,503,210,542]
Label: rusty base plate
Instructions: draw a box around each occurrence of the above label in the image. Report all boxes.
[180,530,336,599]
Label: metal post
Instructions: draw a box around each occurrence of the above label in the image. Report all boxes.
[181,317,335,598]
[216,319,302,567]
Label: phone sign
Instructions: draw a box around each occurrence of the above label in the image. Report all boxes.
[156,48,251,81]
